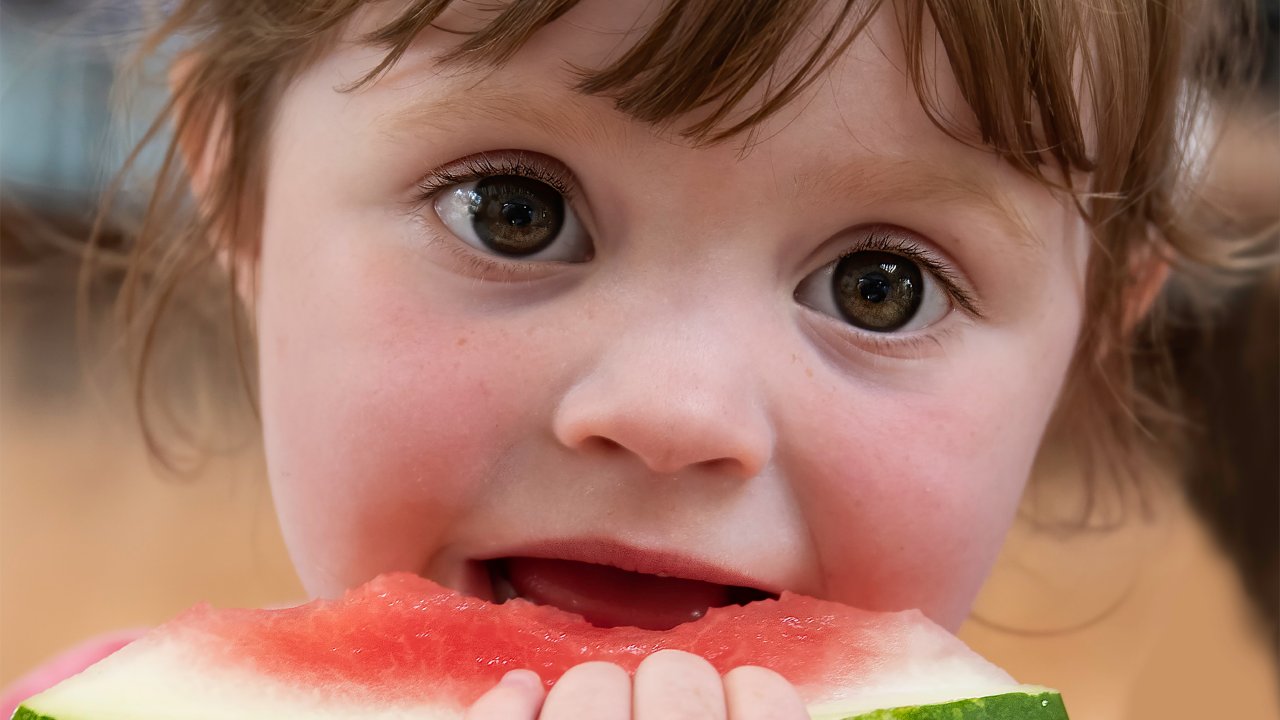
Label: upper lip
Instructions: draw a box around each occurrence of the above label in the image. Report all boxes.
[477,537,783,594]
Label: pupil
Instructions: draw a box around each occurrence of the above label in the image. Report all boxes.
[470,175,563,256]
[501,201,534,227]
[858,273,891,303]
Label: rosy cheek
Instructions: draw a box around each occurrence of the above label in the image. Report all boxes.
[784,351,1062,629]
[256,237,552,597]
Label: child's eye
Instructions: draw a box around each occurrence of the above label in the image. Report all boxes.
[795,230,966,334]
[431,172,591,263]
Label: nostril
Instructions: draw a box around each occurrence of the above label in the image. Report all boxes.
[695,457,753,480]
[582,435,623,453]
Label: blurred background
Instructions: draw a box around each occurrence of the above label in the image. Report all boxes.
[1,1,1277,719]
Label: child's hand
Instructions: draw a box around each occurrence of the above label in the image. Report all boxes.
[464,650,808,719]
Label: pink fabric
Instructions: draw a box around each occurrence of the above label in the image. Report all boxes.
[2,629,146,716]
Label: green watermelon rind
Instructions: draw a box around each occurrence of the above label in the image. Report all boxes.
[14,691,1067,720]
[839,690,1068,719]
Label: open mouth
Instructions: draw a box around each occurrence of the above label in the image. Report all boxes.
[485,557,779,631]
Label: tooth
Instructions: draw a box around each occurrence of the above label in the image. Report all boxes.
[489,564,518,603]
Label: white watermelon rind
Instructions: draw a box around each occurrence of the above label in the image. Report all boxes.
[8,627,467,720]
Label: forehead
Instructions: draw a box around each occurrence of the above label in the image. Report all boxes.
[308,0,1045,249]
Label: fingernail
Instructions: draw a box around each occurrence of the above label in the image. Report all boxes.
[500,669,540,689]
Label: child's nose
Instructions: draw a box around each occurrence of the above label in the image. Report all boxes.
[551,326,775,481]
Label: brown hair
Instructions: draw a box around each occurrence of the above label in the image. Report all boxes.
[105,0,1268,502]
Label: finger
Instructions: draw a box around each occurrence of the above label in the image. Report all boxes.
[540,661,631,720]
[633,649,727,720]
[463,669,545,720]
[722,666,809,720]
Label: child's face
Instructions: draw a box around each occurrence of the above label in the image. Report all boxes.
[252,0,1089,631]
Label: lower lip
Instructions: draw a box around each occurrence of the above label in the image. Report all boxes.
[486,557,776,630]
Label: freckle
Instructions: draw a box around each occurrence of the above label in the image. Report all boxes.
[456,337,467,347]
[791,353,799,364]
[805,367,813,378]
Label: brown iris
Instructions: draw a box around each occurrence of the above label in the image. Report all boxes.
[465,175,564,256]
[833,251,923,331]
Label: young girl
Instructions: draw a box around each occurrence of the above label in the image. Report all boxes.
[5,0,1261,717]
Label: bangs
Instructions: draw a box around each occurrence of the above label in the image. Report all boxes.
[358,0,875,145]
[349,0,1129,181]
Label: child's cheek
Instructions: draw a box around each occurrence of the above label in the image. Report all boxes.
[255,223,557,599]
[782,327,1078,630]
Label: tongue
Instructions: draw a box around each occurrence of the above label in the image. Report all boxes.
[502,557,733,630]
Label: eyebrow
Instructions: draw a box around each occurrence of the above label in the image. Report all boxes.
[787,159,1045,254]
[377,80,626,151]
[379,84,1046,253]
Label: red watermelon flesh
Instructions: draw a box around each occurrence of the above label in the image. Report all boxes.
[192,572,952,702]
[15,572,1041,719]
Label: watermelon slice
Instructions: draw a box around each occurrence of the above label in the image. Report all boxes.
[12,573,1067,719]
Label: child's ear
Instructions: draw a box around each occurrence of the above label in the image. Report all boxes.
[1123,233,1171,330]
[169,53,222,206]
[168,53,256,306]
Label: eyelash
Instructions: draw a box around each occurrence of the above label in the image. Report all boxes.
[827,321,960,360]
[415,151,575,201]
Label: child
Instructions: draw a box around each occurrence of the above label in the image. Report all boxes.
[5,0,1261,717]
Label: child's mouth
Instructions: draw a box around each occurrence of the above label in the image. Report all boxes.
[485,557,777,630]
